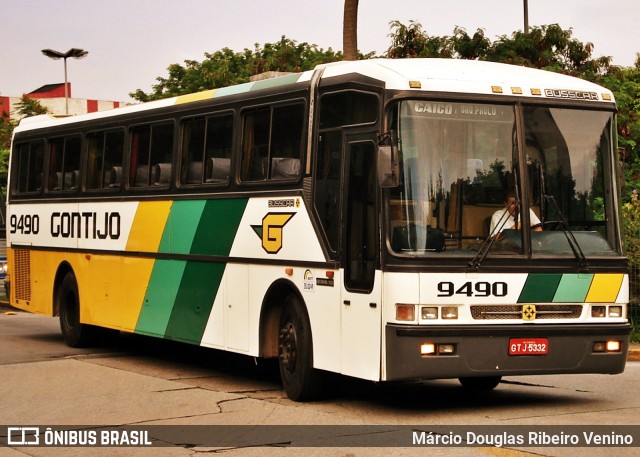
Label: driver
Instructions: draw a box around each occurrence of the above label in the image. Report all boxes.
[489,192,542,237]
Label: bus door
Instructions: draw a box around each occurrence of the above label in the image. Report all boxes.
[340,135,382,380]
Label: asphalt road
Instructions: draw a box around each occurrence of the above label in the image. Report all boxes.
[1,308,639,456]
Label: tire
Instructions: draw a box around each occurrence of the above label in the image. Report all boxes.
[278,294,323,401]
[57,272,98,348]
[458,376,502,391]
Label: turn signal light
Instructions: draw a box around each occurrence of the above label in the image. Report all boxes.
[396,304,415,321]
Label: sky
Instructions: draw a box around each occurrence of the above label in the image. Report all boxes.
[2,0,638,103]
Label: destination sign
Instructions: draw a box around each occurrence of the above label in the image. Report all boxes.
[406,101,513,121]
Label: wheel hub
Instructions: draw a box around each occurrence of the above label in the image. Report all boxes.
[279,322,297,372]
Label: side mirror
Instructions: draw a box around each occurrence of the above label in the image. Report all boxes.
[378,131,399,188]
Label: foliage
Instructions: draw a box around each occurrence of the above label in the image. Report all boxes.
[14,95,49,118]
[131,37,343,102]
[1,96,49,169]
[0,99,17,150]
[594,58,640,202]
[386,21,612,74]
[623,198,640,337]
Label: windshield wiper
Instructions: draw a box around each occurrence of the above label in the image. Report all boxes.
[468,207,512,270]
[543,195,588,269]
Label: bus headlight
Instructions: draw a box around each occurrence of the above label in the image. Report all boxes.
[421,306,438,320]
[608,306,623,318]
[420,343,436,355]
[593,340,622,353]
[442,306,458,319]
[591,306,606,318]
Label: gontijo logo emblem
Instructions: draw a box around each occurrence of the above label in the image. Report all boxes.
[252,212,295,254]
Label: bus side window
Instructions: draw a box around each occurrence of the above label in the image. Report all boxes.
[180,113,233,186]
[130,123,173,188]
[269,103,304,180]
[240,102,304,182]
[241,109,270,181]
[47,136,80,192]
[15,141,45,194]
[86,130,124,190]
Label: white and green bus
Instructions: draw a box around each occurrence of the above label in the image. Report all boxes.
[7,59,630,400]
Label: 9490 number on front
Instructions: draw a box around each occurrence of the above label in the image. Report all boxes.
[437,281,507,297]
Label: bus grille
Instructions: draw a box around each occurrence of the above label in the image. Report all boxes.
[470,304,583,320]
[13,249,32,302]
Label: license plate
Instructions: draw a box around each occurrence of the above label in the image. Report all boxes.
[509,338,549,355]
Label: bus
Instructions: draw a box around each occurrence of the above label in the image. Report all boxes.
[6,58,630,400]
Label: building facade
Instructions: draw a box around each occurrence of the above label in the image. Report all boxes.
[1,83,127,120]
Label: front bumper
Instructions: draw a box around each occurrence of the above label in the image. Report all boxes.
[385,323,631,381]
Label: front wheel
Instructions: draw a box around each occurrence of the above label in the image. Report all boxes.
[278,294,323,401]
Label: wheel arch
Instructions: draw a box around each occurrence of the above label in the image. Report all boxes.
[52,261,75,317]
[259,278,306,358]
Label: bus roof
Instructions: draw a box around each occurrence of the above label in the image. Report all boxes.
[315,58,614,102]
[14,58,614,134]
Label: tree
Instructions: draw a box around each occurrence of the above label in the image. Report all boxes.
[0,95,49,173]
[488,24,611,76]
[343,0,359,61]
[14,95,49,118]
[131,37,342,102]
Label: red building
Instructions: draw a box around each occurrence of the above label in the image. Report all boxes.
[1,83,127,120]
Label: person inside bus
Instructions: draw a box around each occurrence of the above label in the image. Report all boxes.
[489,192,542,237]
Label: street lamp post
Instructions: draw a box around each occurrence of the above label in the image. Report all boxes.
[41,48,88,115]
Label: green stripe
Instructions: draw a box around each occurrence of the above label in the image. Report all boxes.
[158,199,248,255]
[135,260,186,336]
[518,274,563,302]
[249,73,302,91]
[158,200,207,254]
[190,199,248,256]
[215,83,256,98]
[553,273,593,302]
[164,261,225,343]
[136,198,248,341]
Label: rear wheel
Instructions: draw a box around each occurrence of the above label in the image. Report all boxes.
[278,294,323,401]
[458,376,502,391]
[57,272,104,347]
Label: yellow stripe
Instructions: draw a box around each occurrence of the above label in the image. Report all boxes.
[585,273,624,303]
[126,201,172,252]
[120,257,155,331]
[176,89,217,104]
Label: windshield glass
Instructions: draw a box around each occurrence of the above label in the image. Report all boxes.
[523,106,619,257]
[387,100,620,258]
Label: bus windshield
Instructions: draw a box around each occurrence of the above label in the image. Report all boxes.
[387,100,620,258]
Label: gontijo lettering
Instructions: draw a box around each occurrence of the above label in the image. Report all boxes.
[51,212,121,239]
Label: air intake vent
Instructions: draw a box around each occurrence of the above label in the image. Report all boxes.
[470,304,583,320]
[13,249,32,302]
